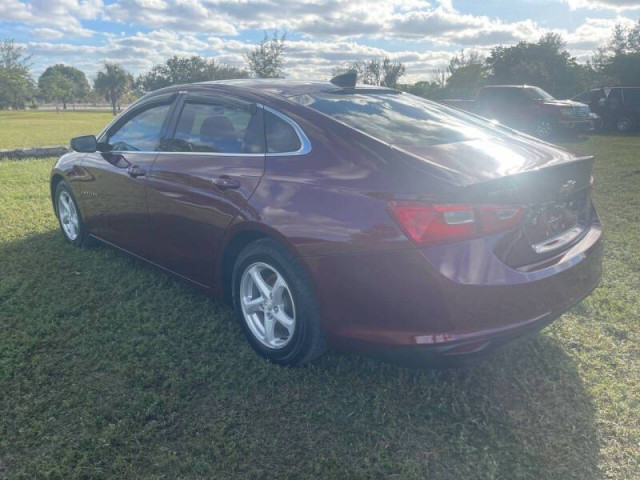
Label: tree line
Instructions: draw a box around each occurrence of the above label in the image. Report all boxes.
[1,21,639,114]
[402,25,640,100]
[0,31,286,114]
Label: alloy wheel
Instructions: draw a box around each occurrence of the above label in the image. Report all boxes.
[535,120,553,139]
[239,262,296,349]
[58,190,79,241]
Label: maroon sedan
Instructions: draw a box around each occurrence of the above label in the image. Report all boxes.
[50,75,602,366]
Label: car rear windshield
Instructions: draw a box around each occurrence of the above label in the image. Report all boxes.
[290,91,501,147]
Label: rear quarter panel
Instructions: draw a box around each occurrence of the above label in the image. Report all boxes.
[224,99,459,343]
[242,97,457,257]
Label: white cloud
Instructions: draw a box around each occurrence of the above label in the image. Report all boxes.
[28,30,216,77]
[6,0,639,83]
[0,0,32,22]
[27,31,456,82]
[0,0,100,36]
[564,16,637,51]
[95,0,555,46]
[31,28,66,39]
[563,0,640,10]
[103,0,237,35]
[389,6,549,46]
[281,39,455,80]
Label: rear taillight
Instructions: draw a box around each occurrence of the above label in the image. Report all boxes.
[388,202,525,246]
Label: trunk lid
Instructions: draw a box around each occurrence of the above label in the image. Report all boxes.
[461,156,594,267]
[396,134,595,266]
[397,134,581,187]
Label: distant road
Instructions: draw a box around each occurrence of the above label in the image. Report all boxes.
[37,104,132,112]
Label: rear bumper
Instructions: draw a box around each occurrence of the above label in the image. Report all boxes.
[305,215,603,364]
[368,276,600,367]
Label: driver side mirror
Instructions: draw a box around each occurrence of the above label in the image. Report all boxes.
[70,135,97,153]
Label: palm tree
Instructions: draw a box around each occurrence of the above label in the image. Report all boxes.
[94,63,130,115]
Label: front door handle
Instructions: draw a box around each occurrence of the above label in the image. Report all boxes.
[212,175,241,190]
[127,165,146,178]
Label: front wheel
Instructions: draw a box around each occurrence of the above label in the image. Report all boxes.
[534,118,555,139]
[232,238,326,366]
[55,180,89,246]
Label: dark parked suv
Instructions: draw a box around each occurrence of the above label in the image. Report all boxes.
[573,87,640,132]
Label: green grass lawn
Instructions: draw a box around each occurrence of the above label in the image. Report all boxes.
[0,135,638,479]
[0,110,113,150]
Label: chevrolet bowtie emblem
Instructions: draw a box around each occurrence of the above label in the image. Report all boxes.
[559,179,577,199]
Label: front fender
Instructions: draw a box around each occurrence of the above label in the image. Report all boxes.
[49,151,89,211]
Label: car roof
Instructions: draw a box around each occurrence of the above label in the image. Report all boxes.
[146,79,396,100]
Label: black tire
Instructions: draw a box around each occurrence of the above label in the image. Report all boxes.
[232,238,326,366]
[54,180,90,247]
[616,115,635,133]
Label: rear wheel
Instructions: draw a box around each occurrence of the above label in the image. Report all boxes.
[232,238,325,366]
[55,181,89,247]
[616,115,635,132]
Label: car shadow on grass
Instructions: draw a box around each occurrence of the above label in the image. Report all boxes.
[0,230,601,480]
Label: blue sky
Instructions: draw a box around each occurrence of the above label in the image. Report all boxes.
[1,0,639,81]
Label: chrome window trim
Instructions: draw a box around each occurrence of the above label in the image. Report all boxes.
[106,151,159,156]
[98,103,312,157]
[108,151,266,157]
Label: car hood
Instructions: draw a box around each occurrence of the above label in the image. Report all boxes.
[396,133,584,187]
[541,99,587,108]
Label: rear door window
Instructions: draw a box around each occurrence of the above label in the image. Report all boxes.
[167,100,264,154]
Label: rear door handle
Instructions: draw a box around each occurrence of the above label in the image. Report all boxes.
[212,175,241,190]
[127,165,146,178]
